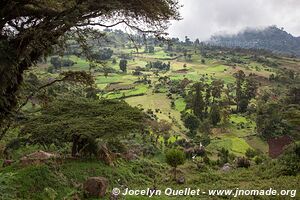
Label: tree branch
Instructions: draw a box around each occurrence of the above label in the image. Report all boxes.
[16,76,70,113]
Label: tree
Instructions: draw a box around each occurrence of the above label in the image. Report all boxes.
[165,149,186,180]
[192,83,205,120]
[183,113,200,133]
[278,142,300,175]
[147,119,171,144]
[185,36,191,45]
[147,46,155,53]
[211,79,224,102]
[218,148,229,165]
[256,101,290,139]
[20,97,145,157]
[92,48,113,61]
[194,38,200,46]
[119,59,128,73]
[234,70,246,112]
[245,78,258,100]
[187,54,192,60]
[50,57,62,69]
[50,57,75,70]
[210,104,221,126]
[234,70,257,112]
[0,0,180,127]
[147,61,170,71]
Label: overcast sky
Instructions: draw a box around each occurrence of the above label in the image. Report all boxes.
[167,0,300,41]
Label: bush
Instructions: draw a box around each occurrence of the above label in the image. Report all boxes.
[236,157,251,168]
[203,155,210,165]
[165,149,186,180]
[92,48,113,60]
[47,66,55,73]
[245,148,259,159]
[142,144,160,156]
[107,140,127,153]
[198,134,211,146]
[254,155,264,165]
[194,157,207,171]
[218,148,229,165]
[183,113,200,133]
[278,143,300,176]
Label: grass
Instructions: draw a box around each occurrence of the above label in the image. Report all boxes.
[0,159,166,200]
[246,136,269,154]
[169,73,200,82]
[68,55,90,70]
[205,65,229,72]
[96,73,138,85]
[175,98,186,112]
[103,84,148,99]
[230,115,248,124]
[125,93,184,133]
[1,158,299,199]
[207,134,252,155]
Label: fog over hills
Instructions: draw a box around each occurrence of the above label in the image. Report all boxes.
[206,26,300,56]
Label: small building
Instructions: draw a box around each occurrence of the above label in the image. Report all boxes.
[267,135,293,158]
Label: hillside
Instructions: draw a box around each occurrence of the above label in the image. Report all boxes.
[207,26,300,57]
[0,29,299,199]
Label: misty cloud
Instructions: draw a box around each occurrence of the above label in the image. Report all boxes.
[168,0,300,41]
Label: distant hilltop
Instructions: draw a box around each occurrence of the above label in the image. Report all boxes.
[206,26,300,57]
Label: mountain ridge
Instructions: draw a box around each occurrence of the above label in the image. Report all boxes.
[207,26,300,57]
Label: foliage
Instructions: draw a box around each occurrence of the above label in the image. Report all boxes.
[0,0,180,126]
[92,48,113,61]
[0,172,17,199]
[107,140,127,153]
[245,148,259,159]
[50,56,75,69]
[146,61,170,71]
[236,157,251,168]
[119,59,128,72]
[256,101,290,139]
[217,148,229,165]
[278,142,300,176]
[167,147,184,161]
[145,45,155,53]
[20,98,145,156]
[198,134,211,146]
[165,148,186,179]
[183,113,200,132]
[234,70,258,112]
[210,104,221,126]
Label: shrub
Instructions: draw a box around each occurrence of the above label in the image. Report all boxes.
[254,156,264,165]
[218,148,229,165]
[107,140,127,153]
[245,148,259,159]
[278,143,300,176]
[236,157,251,168]
[203,155,210,165]
[165,149,186,180]
[194,157,207,171]
[183,113,200,133]
[198,134,211,146]
[143,144,160,156]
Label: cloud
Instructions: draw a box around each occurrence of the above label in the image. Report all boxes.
[167,0,300,41]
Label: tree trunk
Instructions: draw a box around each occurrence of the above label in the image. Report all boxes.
[71,135,79,157]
